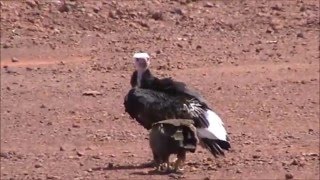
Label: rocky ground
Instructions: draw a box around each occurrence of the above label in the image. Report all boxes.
[1,0,319,179]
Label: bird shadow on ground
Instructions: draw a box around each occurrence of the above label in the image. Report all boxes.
[91,161,183,176]
[91,161,154,171]
[130,169,183,176]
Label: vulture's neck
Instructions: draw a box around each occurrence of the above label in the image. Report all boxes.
[137,70,144,87]
[136,69,154,88]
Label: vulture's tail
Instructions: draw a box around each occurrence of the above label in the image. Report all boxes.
[201,138,231,157]
[197,109,231,157]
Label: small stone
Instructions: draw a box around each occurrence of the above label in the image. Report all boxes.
[0,152,9,159]
[297,32,304,38]
[46,175,61,180]
[204,2,214,7]
[196,45,202,49]
[82,90,102,97]
[309,153,319,157]
[216,163,222,168]
[236,169,242,173]
[151,11,164,21]
[11,57,19,63]
[35,163,42,168]
[291,159,299,166]
[26,0,37,8]
[72,124,80,128]
[107,163,114,169]
[76,151,84,157]
[271,4,283,11]
[109,11,118,19]
[58,3,71,13]
[266,28,273,33]
[91,155,100,159]
[207,166,217,171]
[172,8,185,16]
[59,146,65,151]
[93,6,101,13]
[190,167,197,172]
[3,43,11,48]
[253,155,260,159]
[285,173,294,179]
[300,6,306,12]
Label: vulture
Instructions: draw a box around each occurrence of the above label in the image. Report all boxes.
[124,53,231,158]
[149,119,199,172]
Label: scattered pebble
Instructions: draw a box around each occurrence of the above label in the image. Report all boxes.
[253,155,261,159]
[172,8,185,16]
[236,169,242,174]
[107,163,114,169]
[297,32,304,38]
[285,173,294,179]
[11,57,19,62]
[82,90,102,97]
[26,0,37,8]
[76,151,84,157]
[151,11,164,21]
[72,124,80,128]
[291,159,299,165]
[34,163,43,168]
[3,43,11,48]
[204,2,214,8]
[46,175,61,180]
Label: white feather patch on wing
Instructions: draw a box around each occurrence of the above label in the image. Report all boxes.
[197,110,228,141]
[184,101,204,117]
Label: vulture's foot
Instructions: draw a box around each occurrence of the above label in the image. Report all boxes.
[173,157,184,172]
[171,158,184,173]
[157,162,170,172]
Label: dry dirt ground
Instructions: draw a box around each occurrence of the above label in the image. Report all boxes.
[1,0,319,179]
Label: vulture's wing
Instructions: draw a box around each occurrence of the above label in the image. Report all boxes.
[152,77,209,107]
[124,88,210,129]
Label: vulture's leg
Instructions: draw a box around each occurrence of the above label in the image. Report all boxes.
[174,150,186,171]
[153,153,161,171]
[156,155,164,172]
[159,154,170,172]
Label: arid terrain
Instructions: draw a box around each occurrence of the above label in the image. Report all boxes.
[1,0,319,179]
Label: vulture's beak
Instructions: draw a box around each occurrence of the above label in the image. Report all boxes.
[134,58,150,70]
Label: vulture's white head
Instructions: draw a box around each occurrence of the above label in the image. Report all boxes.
[133,52,150,73]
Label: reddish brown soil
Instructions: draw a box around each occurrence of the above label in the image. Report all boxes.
[1,0,319,179]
